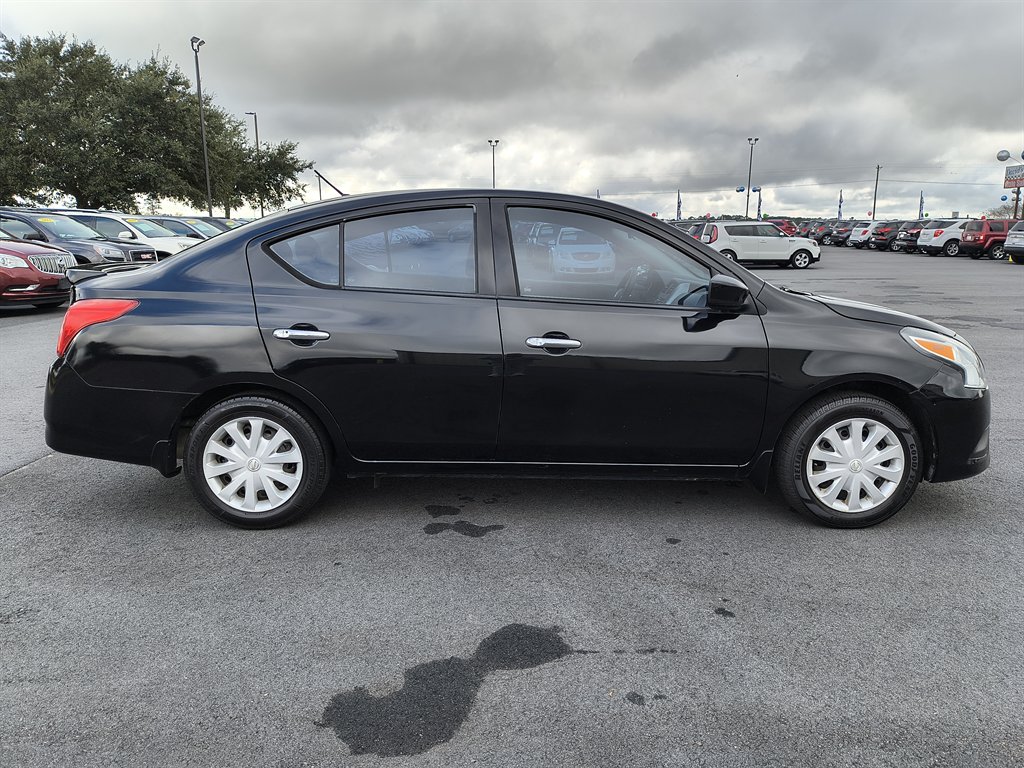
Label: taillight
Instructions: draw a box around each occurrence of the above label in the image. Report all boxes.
[934,229,944,236]
[56,299,139,357]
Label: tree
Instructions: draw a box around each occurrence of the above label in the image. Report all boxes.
[0,33,310,214]
[984,199,1020,219]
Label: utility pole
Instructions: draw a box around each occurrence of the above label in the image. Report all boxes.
[245,111,264,217]
[871,165,881,220]
[745,137,759,218]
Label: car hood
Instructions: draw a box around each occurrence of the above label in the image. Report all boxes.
[812,294,957,337]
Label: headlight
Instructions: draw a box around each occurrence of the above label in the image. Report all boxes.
[0,254,30,269]
[901,327,986,389]
[92,244,123,258]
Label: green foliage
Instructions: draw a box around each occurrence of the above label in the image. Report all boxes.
[0,33,309,213]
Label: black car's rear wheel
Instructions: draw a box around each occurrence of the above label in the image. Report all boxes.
[184,396,330,528]
[775,393,922,528]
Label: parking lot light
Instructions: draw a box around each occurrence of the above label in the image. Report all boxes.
[190,36,214,217]
[745,138,759,219]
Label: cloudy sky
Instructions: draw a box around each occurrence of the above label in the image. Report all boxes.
[2,0,1022,219]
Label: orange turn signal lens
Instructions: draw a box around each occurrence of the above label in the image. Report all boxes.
[912,337,956,362]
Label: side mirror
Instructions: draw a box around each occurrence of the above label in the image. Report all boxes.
[118,230,134,239]
[187,232,203,239]
[23,232,45,241]
[707,273,750,311]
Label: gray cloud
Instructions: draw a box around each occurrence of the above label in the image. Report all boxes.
[1,0,1021,218]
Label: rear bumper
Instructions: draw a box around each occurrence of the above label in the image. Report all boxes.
[916,244,941,254]
[958,242,988,255]
[44,358,189,476]
[911,368,990,483]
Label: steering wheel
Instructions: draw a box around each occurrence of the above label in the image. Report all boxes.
[613,264,664,303]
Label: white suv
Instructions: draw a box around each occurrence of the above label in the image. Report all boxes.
[56,211,195,259]
[915,219,970,257]
[698,221,820,268]
[849,221,886,248]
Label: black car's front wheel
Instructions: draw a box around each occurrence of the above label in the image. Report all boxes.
[184,396,330,528]
[775,393,922,528]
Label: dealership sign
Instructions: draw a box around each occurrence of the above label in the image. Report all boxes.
[1005,165,1024,189]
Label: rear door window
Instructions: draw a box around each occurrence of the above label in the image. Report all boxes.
[270,225,341,285]
[344,208,476,294]
[989,222,1005,233]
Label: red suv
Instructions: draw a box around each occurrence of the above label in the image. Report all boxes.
[960,219,1020,260]
[0,232,76,308]
[764,218,797,236]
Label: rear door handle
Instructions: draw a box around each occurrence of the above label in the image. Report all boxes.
[273,328,331,341]
[526,336,581,350]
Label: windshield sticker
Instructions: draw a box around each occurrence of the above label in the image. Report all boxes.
[36,217,56,223]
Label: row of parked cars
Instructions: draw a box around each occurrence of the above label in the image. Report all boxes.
[793,217,1022,260]
[0,208,244,309]
[672,215,1024,264]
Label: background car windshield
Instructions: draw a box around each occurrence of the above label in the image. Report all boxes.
[509,207,710,305]
[122,218,177,237]
[182,219,222,236]
[33,215,102,239]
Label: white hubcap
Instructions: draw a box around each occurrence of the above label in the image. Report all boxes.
[805,418,905,514]
[203,417,303,514]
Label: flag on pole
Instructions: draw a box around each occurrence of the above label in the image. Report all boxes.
[919,191,924,219]
[676,189,682,220]
[756,190,762,220]
[838,189,843,220]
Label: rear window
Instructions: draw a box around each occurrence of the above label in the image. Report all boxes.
[922,220,953,229]
[1010,221,1024,232]
[723,225,757,236]
[964,221,984,232]
[344,208,476,294]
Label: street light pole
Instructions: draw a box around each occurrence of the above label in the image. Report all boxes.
[745,137,758,218]
[245,111,264,217]
[488,139,499,188]
[190,36,213,217]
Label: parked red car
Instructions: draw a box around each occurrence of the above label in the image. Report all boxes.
[960,219,1020,260]
[0,231,76,308]
[764,218,797,236]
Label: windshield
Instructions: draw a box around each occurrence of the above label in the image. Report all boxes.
[182,218,222,236]
[121,217,177,237]
[33,214,104,239]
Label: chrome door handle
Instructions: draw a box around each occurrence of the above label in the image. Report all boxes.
[273,328,330,341]
[526,336,581,350]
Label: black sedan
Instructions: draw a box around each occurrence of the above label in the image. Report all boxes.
[45,190,990,529]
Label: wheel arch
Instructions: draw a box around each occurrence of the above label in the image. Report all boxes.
[172,380,351,471]
[752,378,937,491]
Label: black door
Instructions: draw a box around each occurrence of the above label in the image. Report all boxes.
[493,203,769,466]
[249,200,503,462]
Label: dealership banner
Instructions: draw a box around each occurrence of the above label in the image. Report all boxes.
[1005,165,1024,189]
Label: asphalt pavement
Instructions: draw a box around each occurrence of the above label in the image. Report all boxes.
[2,246,1022,767]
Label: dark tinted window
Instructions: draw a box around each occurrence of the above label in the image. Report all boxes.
[270,225,341,285]
[1010,221,1024,232]
[756,224,784,237]
[964,221,983,232]
[724,224,758,236]
[152,218,193,236]
[344,208,475,294]
[989,221,1005,232]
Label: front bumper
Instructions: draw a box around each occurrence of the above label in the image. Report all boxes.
[911,367,990,483]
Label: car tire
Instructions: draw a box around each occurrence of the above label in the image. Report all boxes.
[888,240,901,252]
[184,396,330,529]
[822,235,833,245]
[774,392,922,528]
[969,253,981,260]
[789,250,812,269]
[943,240,960,256]
[720,250,737,261]
[989,244,1006,260]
